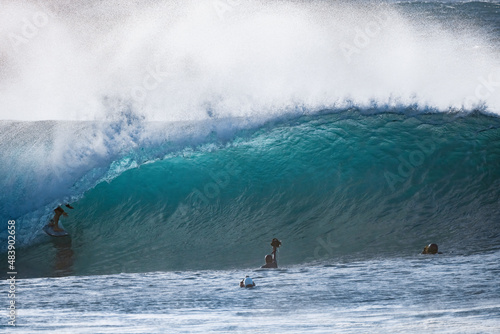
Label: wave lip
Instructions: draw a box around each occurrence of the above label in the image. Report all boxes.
[1,0,500,123]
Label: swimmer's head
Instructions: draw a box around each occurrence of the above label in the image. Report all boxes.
[422,243,438,254]
[265,254,273,264]
[427,243,438,254]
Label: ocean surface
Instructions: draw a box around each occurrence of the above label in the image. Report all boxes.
[1,0,500,332]
[12,252,500,333]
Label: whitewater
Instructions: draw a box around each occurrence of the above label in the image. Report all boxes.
[1,0,500,332]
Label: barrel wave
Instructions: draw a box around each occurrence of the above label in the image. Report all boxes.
[2,110,500,277]
[1,0,500,277]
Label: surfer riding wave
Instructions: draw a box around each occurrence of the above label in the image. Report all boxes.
[48,204,74,232]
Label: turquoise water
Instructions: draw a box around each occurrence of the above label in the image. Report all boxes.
[4,111,500,277]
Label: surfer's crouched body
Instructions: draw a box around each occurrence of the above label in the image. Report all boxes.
[422,243,441,254]
[48,204,73,232]
[240,276,255,288]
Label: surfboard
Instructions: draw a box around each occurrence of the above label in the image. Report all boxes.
[43,224,69,237]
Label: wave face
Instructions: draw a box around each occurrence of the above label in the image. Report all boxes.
[3,111,500,277]
[1,0,500,277]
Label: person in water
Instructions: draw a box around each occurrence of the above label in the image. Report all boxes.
[261,238,281,268]
[240,276,256,288]
[422,243,441,254]
[48,204,74,232]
